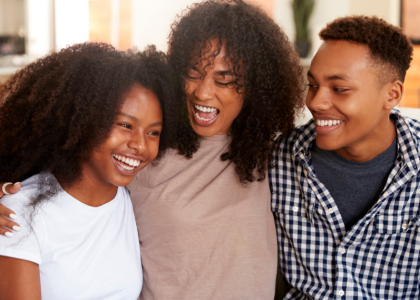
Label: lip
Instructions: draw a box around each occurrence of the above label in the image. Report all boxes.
[112,154,146,176]
[190,102,220,127]
[312,113,344,121]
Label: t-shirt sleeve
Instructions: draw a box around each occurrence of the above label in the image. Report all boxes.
[0,194,44,265]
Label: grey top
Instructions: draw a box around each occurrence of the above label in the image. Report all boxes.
[311,138,397,230]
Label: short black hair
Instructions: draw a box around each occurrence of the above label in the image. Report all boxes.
[167,0,305,183]
[319,15,413,85]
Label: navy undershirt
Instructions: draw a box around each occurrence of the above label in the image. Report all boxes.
[311,138,397,231]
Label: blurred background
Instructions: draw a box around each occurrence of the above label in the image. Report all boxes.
[0,0,419,109]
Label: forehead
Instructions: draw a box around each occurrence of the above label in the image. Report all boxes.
[191,39,239,71]
[121,85,162,116]
[310,40,372,80]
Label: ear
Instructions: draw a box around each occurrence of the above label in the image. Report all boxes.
[383,80,404,110]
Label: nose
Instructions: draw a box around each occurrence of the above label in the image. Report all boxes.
[193,78,214,101]
[306,87,332,112]
[128,130,147,155]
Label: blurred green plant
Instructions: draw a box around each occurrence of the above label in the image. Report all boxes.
[292,0,315,42]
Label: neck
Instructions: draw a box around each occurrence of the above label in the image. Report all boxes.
[334,116,396,162]
[61,167,118,207]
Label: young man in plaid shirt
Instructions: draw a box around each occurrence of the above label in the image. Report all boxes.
[270,16,419,299]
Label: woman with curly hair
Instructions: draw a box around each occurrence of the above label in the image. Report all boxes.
[0,42,177,300]
[126,0,305,299]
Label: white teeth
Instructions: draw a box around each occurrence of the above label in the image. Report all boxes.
[119,163,134,170]
[316,119,342,127]
[194,104,217,113]
[113,155,140,167]
[195,112,218,122]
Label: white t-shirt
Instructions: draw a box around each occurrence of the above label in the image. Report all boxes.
[0,174,142,300]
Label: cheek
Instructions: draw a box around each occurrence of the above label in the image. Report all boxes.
[105,128,126,147]
[223,93,244,118]
[149,139,161,160]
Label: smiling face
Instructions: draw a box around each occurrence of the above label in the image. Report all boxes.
[84,84,162,188]
[307,40,400,162]
[185,40,244,136]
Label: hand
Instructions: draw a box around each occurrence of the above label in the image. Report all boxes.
[0,182,22,237]
[1,182,21,197]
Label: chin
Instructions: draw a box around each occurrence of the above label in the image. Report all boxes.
[315,137,341,151]
[190,120,218,137]
[110,175,137,187]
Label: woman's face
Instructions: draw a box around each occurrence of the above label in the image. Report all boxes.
[84,84,163,188]
[185,40,244,136]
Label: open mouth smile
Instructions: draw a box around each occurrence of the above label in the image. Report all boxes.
[192,104,220,126]
[112,154,141,171]
[194,104,219,121]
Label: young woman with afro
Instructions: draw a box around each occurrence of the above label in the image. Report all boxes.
[0,0,305,299]
[0,42,178,300]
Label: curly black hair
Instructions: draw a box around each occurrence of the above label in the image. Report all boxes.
[0,43,178,191]
[319,16,413,85]
[167,0,305,183]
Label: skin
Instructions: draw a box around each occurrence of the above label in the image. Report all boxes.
[186,40,244,136]
[307,40,403,162]
[0,84,162,300]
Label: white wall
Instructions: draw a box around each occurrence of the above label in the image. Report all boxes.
[131,0,198,52]
[55,0,89,51]
[26,0,54,57]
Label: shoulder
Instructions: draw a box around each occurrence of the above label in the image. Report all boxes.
[393,110,420,146]
[401,116,420,140]
[118,186,132,202]
[272,121,315,159]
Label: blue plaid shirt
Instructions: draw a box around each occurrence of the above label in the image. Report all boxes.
[270,110,420,299]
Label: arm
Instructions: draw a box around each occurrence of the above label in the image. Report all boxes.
[0,182,22,237]
[0,256,41,300]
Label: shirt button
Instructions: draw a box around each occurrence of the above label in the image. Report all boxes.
[327,208,335,214]
[402,223,408,229]
[339,248,346,254]
[292,206,299,212]
[338,289,345,296]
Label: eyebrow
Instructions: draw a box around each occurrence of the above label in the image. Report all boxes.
[150,122,163,127]
[190,65,236,77]
[307,70,350,81]
[118,113,162,127]
[118,113,138,122]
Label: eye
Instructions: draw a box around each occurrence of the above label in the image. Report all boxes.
[186,69,201,80]
[215,81,235,88]
[119,123,132,130]
[186,74,200,80]
[307,84,318,88]
[148,130,161,136]
[333,87,349,92]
